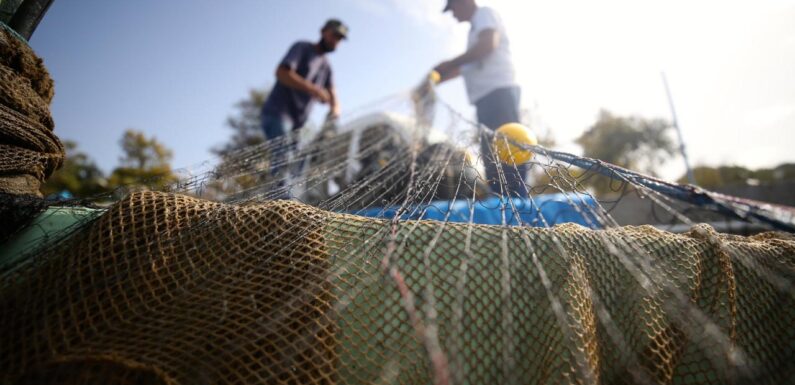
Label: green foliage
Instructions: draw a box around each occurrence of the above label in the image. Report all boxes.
[41,141,109,198]
[205,88,270,199]
[108,129,177,191]
[42,87,269,201]
[117,129,173,170]
[213,88,269,158]
[573,110,676,196]
[576,110,675,175]
[684,166,751,189]
[681,163,795,189]
[772,164,795,181]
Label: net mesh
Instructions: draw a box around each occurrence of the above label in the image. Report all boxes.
[2,22,795,385]
[2,192,794,384]
[0,27,62,197]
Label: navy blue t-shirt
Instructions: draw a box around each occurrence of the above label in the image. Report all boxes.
[262,41,333,128]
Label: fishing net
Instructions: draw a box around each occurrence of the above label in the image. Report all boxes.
[0,26,61,241]
[2,192,795,385]
[2,22,795,385]
[0,26,62,197]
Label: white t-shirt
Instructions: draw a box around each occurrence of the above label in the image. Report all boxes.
[461,7,517,104]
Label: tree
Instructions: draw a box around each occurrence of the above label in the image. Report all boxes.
[680,163,795,189]
[679,166,751,189]
[117,129,173,170]
[108,129,177,191]
[213,88,269,158]
[520,106,577,194]
[40,140,109,198]
[205,88,270,199]
[577,110,675,174]
[575,110,676,195]
[769,163,795,182]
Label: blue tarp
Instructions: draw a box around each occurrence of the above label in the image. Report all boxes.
[351,193,601,228]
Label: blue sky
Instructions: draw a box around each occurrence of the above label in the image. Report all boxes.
[30,0,470,172]
[30,0,795,179]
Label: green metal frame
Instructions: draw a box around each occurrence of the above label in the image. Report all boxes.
[0,206,104,271]
[1,0,53,40]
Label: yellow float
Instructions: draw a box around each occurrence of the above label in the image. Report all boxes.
[493,123,537,164]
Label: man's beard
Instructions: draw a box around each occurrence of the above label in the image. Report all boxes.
[318,38,336,53]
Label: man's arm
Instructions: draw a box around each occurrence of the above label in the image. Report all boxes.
[327,85,340,118]
[433,29,499,83]
[276,65,330,103]
[437,67,461,83]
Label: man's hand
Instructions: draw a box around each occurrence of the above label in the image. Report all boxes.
[311,87,331,104]
[327,86,340,118]
[432,29,499,83]
[433,60,458,79]
[327,106,341,120]
[277,66,332,103]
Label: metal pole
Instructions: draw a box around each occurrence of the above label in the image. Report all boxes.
[662,72,695,184]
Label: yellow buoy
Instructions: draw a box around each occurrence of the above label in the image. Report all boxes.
[493,123,538,164]
[429,70,441,85]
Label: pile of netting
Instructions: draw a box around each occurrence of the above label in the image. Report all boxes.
[2,22,795,385]
[2,192,795,384]
[0,25,62,240]
[0,25,61,197]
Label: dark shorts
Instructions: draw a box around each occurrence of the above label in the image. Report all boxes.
[261,113,297,198]
[475,86,528,198]
[475,86,521,130]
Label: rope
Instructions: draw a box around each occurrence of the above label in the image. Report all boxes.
[433,94,795,232]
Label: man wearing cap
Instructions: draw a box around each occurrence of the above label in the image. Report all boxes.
[261,19,348,197]
[433,0,528,198]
